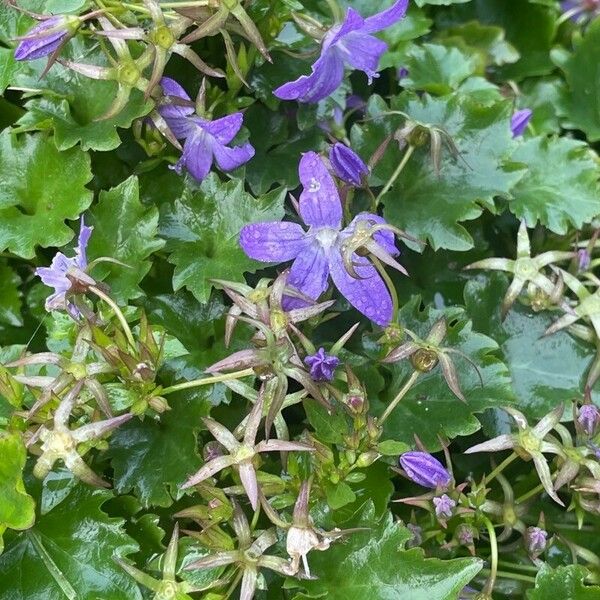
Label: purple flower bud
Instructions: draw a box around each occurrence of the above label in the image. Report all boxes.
[329,143,369,186]
[397,67,409,79]
[304,348,340,382]
[14,16,75,61]
[511,109,533,138]
[399,451,452,489]
[578,404,600,435]
[433,494,455,519]
[578,248,591,272]
[525,526,547,556]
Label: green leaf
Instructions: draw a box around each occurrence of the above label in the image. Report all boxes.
[0,483,142,599]
[415,0,470,4]
[464,272,597,418]
[519,77,567,135]
[527,565,600,599]
[372,297,514,448]
[509,136,600,234]
[0,432,35,553]
[0,263,22,327]
[324,481,356,510]
[88,176,165,303]
[304,401,349,445]
[556,19,600,142]
[293,510,482,599]
[353,93,523,250]
[377,439,410,456]
[107,358,226,507]
[403,44,478,95]
[160,174,286,303]
[0,130,92,258]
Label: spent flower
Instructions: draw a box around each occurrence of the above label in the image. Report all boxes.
[274,0,408,102]
[304,348,340,382]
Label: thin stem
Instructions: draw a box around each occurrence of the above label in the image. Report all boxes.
[324,0,344,21]
[485,452,517,485]
[379,371,420,425]
[375,144,415,204]
[482,516,498,596]
[161,368,255,395]
[497,560,539,574]
[89,286,136,350]
[481,568,536,584]
[556,6,584,26]
[371,256,399,322]
[515,482,544,505]
[224,570,243,600]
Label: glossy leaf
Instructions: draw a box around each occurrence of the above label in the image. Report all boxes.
[88,176,165,303]
[527,565,600,599]
[0,263,23,327]
[0,130,92,258]
[160,174,286,303]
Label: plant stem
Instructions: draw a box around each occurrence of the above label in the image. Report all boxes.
[324,0,344,21]
[379,371,420,425]
[161,368,255,395]
[375,144,415,204]
[89,286,136,350]
[515,482,544,505]
[481,568,536,584]
[497,560,539,573]
[485,452,517,485]
[482,516,498,596]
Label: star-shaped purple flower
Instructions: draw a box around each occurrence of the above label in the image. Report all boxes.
[35,217,92,311]
[239,152,400,326]
[433,494,455,519]
[305,348,340,381]
[274,0,409,103]
[158,78,255,182]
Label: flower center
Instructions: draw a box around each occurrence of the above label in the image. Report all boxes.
[314,227,339,250]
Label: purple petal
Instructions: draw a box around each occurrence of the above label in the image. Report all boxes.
[203,113,244,145]
[283,244,330,310]
[329,143,369,186]
[14,17,68,61]
[75,216,93,269]
[337,31,387,82]
[346,213,398,256]
[274,50,345,103]
[323,8,365,49]
[240,222,309,262]
[328,249,392,326]
[298,152,342,228]
[178,129,213,182]
[361,0,410,34]
[511,109,532,137]
[212,141,255,172]
[159,77,194,119]
[305,348,340,381]
[399,451,452,489]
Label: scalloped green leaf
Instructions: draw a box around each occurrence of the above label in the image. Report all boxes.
[0,130,93,258]
[0,483,142,599]
[0,263,22,327]
[352,93,524,251]
[0,432,35,554]
[293,510,482,599]
[371,297,515,449]
[160,174,286,303]
[509,136,600,234]
[527,565,600,599]
[88,176,165,303]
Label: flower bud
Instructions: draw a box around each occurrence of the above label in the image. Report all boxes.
[148,395,170,413]
[15,15,79,61]
[511,109,532,138]
[399,451,451,489]
[525,526,547,557]
[329,143,369,186]
[433,494,455,519]
[456,523,478,548]
[410,348,439,372]
[578,404,600,436]
[356,451,379,468]
[346,394,365,414]
[578,249,591,272]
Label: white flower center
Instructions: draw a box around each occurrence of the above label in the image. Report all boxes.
[314,227,339,250]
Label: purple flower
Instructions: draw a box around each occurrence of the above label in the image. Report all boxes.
[304,348,340,381]
[525,526,547,556]
[35,217,92,311]
[433,494,455,519]
[239,152,400,326]
[158,78,255,182]
[14,15,78,61]
[561,0,600,20]
[274,0,409,103]
[578,248,591,272]
[397,66,409,79]
[578,404,600,435]
[511,109,532,138]
[399,451,452,489]
[329,143,369,186]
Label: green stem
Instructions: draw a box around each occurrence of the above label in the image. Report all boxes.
[515,482,544,505]
[481,568,536,584]
[482,516,499,596]
[161,368,255,395]
[371,256,399,322]
[556,6,583,26]
[497,560,539,574]
[375,144,415,205]
[324,0,344,21]
[379,371,420,425]
[485,452,517,485]
[89,286,136,350]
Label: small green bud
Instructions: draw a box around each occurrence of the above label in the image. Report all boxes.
[356,451,379,468]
